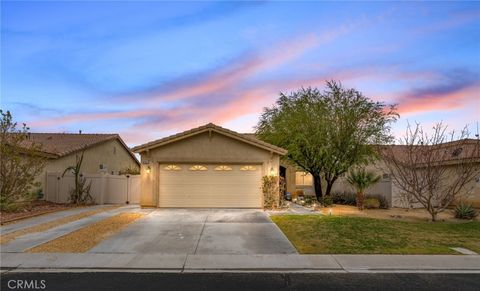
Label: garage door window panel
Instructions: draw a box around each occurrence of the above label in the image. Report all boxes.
[240,165,257,171]
[215,165,232,171]
[164,164,182,171]
[189,165,208,171]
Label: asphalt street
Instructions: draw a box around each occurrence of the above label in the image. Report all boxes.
[1,272,479,291]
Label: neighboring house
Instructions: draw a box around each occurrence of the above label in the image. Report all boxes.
[26,133,140,195]
[282,139,480,208]
[132,123,287,208]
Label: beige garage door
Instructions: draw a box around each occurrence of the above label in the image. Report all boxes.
[159,164,262,208]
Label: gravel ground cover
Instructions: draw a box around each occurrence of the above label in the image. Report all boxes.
[0,205,119,245]
[27,212,144,253]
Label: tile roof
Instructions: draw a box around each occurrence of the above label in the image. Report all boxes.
[20,133,139,163]
[132,123,287,155]
[382,138,480,165]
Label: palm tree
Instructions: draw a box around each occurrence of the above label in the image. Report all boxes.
[346,168,381,210]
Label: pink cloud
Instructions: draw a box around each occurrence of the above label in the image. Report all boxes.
[133,34,321,104]
[123,21,364,105]
[396,84,480,115]
[27,65,394,145]
[29,108,166,128]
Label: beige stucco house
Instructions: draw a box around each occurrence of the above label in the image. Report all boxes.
[29,133,140,194]
[283,139,480,208]
[132,123,287,208]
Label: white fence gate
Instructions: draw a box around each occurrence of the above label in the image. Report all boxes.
[45,172,140,205]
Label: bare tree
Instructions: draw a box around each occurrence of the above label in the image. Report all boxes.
[0,110,47,211]
[380,122,480,221]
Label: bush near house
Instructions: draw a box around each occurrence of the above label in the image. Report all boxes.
[319,196,333,207]
[366,194,389,209]
[364,198,380,209]
[332,192,389,209]
[331,192,356,206]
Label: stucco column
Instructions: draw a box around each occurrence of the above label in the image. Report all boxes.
[140,163,156,207]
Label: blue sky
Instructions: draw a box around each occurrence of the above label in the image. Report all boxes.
[1,1,479,145]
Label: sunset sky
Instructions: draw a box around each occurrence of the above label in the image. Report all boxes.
[1,1,479,146]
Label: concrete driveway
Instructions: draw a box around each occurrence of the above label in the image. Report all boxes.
[89,209,297,255]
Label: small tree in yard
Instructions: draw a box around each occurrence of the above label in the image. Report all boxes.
[62,152,93,204]
[256,81,397,201]
[346,168,381,210]
[380,122,480,221]
[0,110,46,211]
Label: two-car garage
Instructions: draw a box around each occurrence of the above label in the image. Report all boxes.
[158,163,262,208]
[132,123,286,208]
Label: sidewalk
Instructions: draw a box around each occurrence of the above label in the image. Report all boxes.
[1,253,479,273]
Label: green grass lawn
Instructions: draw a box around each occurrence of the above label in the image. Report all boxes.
[271,215,480,254]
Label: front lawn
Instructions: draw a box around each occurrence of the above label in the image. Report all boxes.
[271,215,480,254]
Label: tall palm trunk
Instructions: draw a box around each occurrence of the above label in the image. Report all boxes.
[356,191,365,210]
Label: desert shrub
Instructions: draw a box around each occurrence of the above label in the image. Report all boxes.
[454,203,478,220]
[365,194,389,209]
[63,153,93,205]
[363,198,380,209]
[303,196,312,204]
[1,202,21,213]
[33,188,44,200]
[319,196,333,207]
[331,192,356,205]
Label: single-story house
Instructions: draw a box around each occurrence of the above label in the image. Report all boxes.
[132,123,287,208]
[283,139,480,208]
[27,133,140,194]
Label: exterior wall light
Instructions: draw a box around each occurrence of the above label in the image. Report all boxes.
[328,208,333,216]
[269,166,277,176]
[145,166,151,174]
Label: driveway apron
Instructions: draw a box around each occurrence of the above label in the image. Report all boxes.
[89,209,297,255]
